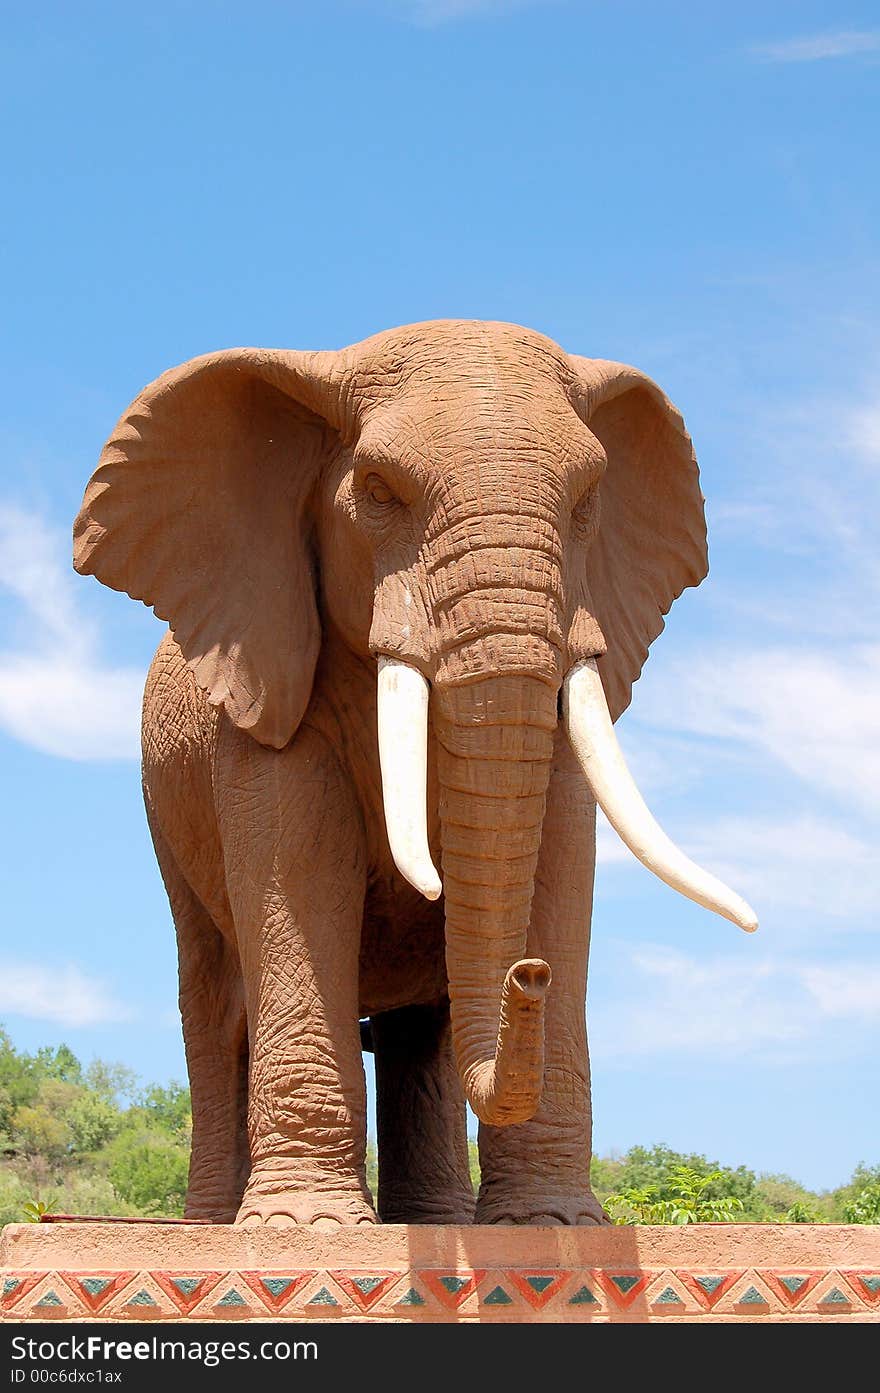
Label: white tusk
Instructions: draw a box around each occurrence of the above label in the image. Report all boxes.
[563,659,758,933]
[376,657,443,902]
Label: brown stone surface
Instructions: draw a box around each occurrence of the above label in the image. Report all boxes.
[3,1223,878,1322]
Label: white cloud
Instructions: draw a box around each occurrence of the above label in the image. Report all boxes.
[685,813,880,922]
[638,645,880,820]
[0,962,132,1027]
[595,813,633,866]
[0,505,142,760]
[590,946,880,1061]
[799,963,880,1018]
[751,31,880,63]
[598,806,880,926]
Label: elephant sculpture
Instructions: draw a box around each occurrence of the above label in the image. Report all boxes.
[73,320,756,1228]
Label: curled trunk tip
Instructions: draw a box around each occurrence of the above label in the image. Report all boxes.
[461,956,552,1127]
[508,957,552,1001]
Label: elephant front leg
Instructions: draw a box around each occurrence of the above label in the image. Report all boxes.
[475,732,609,1227]
[219,725,376,1228]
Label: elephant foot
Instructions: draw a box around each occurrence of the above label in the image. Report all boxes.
[236,1168,378,1229]
[475,1187,611,1227]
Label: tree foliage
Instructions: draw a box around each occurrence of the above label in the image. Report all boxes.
[0,1027,877,1226]
[0,1027,191,1224]
[606,1167,745,1224]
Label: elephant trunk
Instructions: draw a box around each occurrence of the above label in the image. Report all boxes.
[432,672,557,1126]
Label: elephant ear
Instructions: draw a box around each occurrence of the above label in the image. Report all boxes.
[568,357,708,722]
[74,347,348,748]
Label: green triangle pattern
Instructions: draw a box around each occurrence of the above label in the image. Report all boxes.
[439,1276,468,1294]
[569,1285,598,1305]
[525,1276,555,1293]
[484,1286,513,1305]
[610,1274,640,1294]
[819,1288,850,1305]
[308,1286,338,1306]
[217,1288,247,1306]
[653,1286,683,1305]
[396,1288,425,1306]
[3,1279,20,1295]
[353,1277,384,1295]
[171,1278,200,1296]
[780,1276,807,1295]
[695,1276,724,1296]
[738,1286,767,1305]
[861,1277,880,1293]
[126,1290,157,1306]
[81,1278,111,1297]
[262,1278,294,1297]
[36,1291,62,1306]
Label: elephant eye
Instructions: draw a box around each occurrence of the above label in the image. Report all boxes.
[364,473,398,507]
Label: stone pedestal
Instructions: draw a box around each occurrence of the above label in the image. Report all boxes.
[2,1222,878,1322]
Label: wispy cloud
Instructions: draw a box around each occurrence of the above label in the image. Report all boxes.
[798,963,880,1018]
[590,357,880,967]
[0,504,142,760]
[591,946,880,1060]
[0,961,132,1027]
[685,813,880,924]
[638,645,880,820]
[751,30,880,63]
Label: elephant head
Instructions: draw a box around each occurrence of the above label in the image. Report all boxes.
[74,320,756,1128]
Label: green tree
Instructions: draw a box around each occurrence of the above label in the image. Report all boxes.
[66,1092,122,1154]
[607,1167,745,1225]
[132,1083,191,1135]
[843,1182,880,1224]
[105,1131,189,1215]
[34,1045,82,1086]
[84,1060,138,1104]
[785,1200,821,1223]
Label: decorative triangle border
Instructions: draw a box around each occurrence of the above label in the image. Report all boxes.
[421,1270,487,1309]
[152,1271,225,1315]
[595,1271,652,1309]
[840,1271,880,1307]
[238,1270,315,1313]
[329,1271,401,1310]
[57,1272,139,1314]
[507,1270,573,1309]
[760,1271,823,1309]
[676,1271,742,1310]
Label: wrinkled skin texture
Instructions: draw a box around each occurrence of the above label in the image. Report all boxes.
[74,321,706,1227]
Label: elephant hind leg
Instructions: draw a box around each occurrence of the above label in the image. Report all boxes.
[372,1000,475,1224]
[151,827,249,1223]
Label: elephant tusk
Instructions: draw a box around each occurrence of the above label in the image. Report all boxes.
[563,659,758,933]
[376,657,443,902]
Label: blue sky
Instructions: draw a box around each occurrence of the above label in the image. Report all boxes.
[1,1,878,1191]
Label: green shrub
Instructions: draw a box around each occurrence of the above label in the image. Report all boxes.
[105,1131,190,1216]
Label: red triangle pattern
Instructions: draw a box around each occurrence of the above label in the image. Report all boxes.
[1,1274,47,1311]
[760,1272,823,1309]
[839,1272,880,1307]
[238,1271,315,1313]
[57,1272,138,1314]
[676,1272,742,1310]
[507,1271,573,1309]
[421,1270,487,1309]
[595,1272,652,1309]
[330,1272,401,1310]
[152,1271,225,1315]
